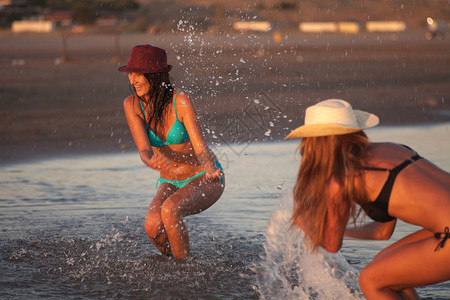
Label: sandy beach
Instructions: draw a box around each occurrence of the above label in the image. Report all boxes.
[1,31,449,164]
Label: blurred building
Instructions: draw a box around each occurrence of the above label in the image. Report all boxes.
[42,11,73,27]
[0,0,27,6]
[11,19,55,32]
[95,12,120,28]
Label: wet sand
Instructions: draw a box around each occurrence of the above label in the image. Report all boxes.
[0,31,449,164]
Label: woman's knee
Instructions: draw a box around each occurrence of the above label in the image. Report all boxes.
[358,265,381,296]
[144,212,164,239]
[358,268,369,292]
[161,200,181,229]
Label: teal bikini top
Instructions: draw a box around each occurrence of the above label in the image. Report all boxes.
[139,90,189,147]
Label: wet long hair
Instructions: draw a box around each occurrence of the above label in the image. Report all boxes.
[134,72,174,133]
[291,131,370,252]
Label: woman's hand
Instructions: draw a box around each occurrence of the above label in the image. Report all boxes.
[148,154,170,172]
[140,150,170,172]
[205,168,223,182]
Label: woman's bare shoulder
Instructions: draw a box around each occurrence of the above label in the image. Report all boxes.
[368,142,417,161]
[175,90,193,105]
[174,90,196,118]
[370,142,411,151]
[123,94,136,106]
[123,95,142,118]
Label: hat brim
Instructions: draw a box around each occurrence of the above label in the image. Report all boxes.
[118,65,172,73]
[284,110,379,140]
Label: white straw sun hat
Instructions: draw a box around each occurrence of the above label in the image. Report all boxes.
[284,99,379,139]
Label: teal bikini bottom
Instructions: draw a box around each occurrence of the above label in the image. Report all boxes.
[157,161,224,189]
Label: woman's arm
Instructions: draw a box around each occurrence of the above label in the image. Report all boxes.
[345,218,396,240]
[123,96,169,171]
[321,180,350,253]
[176,92,221,180]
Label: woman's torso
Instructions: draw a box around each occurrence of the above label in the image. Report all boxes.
[137,89,204,180]
[362,142,450,233]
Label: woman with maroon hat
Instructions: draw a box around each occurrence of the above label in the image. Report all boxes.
[119,45,224,260]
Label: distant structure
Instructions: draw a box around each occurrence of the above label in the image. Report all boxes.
[232,21,272,32]
[0,0,27,6]
[365,21,406,32]
[297,21,406,34]
[42,11,73,28]
[11,20,55,33]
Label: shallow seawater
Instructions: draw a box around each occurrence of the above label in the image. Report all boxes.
[1,123,449,299]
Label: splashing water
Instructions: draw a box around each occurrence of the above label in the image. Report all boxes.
[256,194,363,300]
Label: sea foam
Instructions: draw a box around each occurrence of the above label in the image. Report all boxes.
[256,194,362,299]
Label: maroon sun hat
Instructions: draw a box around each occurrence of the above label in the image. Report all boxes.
[118,44,172,73]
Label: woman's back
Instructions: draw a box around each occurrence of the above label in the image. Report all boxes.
[364,142,450,232]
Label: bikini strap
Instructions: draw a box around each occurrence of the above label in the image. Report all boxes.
[389,154,421,176]
[140,90,180,132]
[364,154,421,173]
[401,144,414,151]
[364,166,389,172]
[434,226,449,251]
[138,98,149,131]
[377,154,422,193]
[173,89,181,120]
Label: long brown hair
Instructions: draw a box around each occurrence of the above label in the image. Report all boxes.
[291,131,370,251]
[135,72,174,133]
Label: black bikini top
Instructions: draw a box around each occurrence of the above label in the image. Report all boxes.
[362,146,422,223]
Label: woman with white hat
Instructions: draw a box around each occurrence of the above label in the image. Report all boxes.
[120,45,224,260]
[285,99,450,299]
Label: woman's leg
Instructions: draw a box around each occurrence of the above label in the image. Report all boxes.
[374,229,433,259]
[161,175,225,260]
[144,183,178,256]
[359,231,450,300]
[369,229,434,299]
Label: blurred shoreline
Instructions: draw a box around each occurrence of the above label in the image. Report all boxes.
[1,31,449,164]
